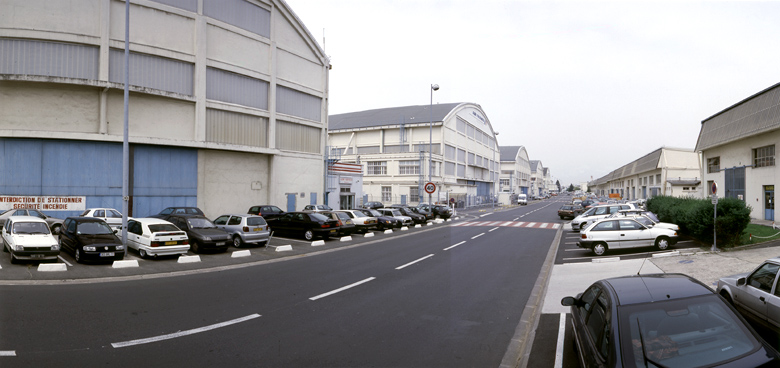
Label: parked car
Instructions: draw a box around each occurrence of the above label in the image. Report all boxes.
[59,217,125,263]
[335,210,377,233]
[0,208,64,235]
[80,208,125,231]
[165,215,230,253]
[578,217,678,256]
[407,206,434,221]
[247,205,285,221]
[363,201,384,210]
[562,274,780,368]
[1,216,60,263]
[149,206,205,219]
[377,208,413,226]
[517,193,528,205]
[322,211,356,236]
[570,204,635,231]
[266,212,339,240]
[125,218,189,259]
[557,204,583,220]
[213,214,270,248]
[303,204,333,212]
[387,205,426,224]
[358,209,400,230]
[717,257,780,333]
[417,204,453,219]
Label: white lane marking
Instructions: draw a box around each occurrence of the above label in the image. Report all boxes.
[479,213,493,217]
[57,256,73,267]
[554,313,566,368]
[553,223,561,229]
[488,227,500,232]
[500,221,514,226]
[527,222,537,228]
[0,351,16,357]
[471,233,485,239]
[444,241,466,251]
[512,222,525,227]
[513,218,519,221]
[111,314,261,348]
[310,277,376,300]
[396,255,434,270]
[539,223,549,229]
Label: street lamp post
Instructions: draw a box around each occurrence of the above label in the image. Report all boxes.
[428,84,439,206]
[492,131,499,212]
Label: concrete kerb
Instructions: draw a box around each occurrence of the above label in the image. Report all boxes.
[274,245,293,252]
[500,226,564,368]
[112,260,139,268]
[311,240,325,247]
[38,263,67,272]
[231,250,251,258]
[177,255,201,263]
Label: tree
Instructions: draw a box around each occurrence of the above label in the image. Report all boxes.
[567,184,575,192]
[555,180,561,192]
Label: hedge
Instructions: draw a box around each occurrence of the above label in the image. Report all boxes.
[646,195,751,247]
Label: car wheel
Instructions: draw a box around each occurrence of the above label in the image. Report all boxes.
[191,241,201,253]
[559,216,564,219]
[655,237,670,251]
[74,248,82,263]
[139,249,148,259]
[2,244,7,253]
[592,242,607,256]
[51,224,62,235]
[304,230,314,241]
[233,236,243,248]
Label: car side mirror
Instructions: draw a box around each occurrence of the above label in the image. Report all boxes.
[737,277,746,286]
[561,296,581,307]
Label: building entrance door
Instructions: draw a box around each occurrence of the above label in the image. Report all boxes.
[765,185,775,221]
[340,195,354,210]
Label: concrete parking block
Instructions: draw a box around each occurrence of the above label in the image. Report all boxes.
[364,232,375,238]
[427,223,434,226]
[231,250,251,258]
[414,224,421,228]
[384,229,393,234]
[38,263,67,272]
[275,245,293,252]
[112,260,139,268]
[446,219,451,222]
[177,255,201,263]
[434,219,445,224]
[311,240,325,247]
[400,227,409,231]
[339,236,352,242]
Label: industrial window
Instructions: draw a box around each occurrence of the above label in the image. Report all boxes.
[203,0,271,38]
[445,162,456,175]
[277,86,322,122]
[275,121,320,153]
[445,145,457,160]
[383,145,408,153]
[206,109,268,148]
[367,162,387,175]
[468,153,476,165]
[467,124,476,139]
[456,118,467,134]
[707,157,720,173]
[409,187,420,203]
[457,164,466,177]
[109,49,193,96]
[457,149,466,163]
[656,174,661,183]
[382,186,392,202]
[753,145,775,168]
[357,146,380,154]
[500,179,510,192]
[149,0,197,12]
[0,39,98,80]
[207,67,269,110]
[399,160,420,175]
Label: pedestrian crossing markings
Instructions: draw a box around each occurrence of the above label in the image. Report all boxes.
[451,221,560,229]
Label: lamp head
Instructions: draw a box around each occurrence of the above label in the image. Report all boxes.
[431,84,439,91]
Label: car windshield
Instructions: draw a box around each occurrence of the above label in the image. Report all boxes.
[618,294,760,368]
[149,224,181,233]
[581,208,596,216]
[187,217,216,229]
[366,209,382,217]
[246,217,266,226]
[77,221,114,235]
[12,222,50,234]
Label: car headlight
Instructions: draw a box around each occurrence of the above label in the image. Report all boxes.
[15,244,24,251]
[203,236,212,242]
[51,244,59,251]
[116,245,125,250]
[83,246,96,251]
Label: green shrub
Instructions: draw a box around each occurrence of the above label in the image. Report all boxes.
[646,195,752,247]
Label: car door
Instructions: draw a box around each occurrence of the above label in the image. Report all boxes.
[59,219,77,253]
[768,277,780,329]
[737,262,780,323]
[588,220,622,248]
[617,219,649,249]
[126,220,143,250]
[572,284,610,367]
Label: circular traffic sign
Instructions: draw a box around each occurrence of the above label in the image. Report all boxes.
[424,182,436,194]
[711,182,718,195]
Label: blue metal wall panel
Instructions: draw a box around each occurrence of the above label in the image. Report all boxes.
[0,139,43,195]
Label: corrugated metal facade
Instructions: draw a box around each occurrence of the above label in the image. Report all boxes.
[204,0,270,38]
[109,49,194,96]
[149,0,198,12]
[206,67,268,110]
[696,83,780,151]
[277,85,322,122]
[0,38,98,80]
[276,120,320,153]
[0,139,196,218]
[206,108,268,147]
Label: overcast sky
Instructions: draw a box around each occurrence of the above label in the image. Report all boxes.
[285,0,780,187]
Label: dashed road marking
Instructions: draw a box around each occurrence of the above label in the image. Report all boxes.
[310,277,377,300]
[112,314,261,348]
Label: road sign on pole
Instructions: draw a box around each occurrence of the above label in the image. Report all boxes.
[424,182,436,194]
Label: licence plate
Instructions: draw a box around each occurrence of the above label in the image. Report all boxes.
[253,227,261,232]
[31,254,44,258]
[100,252,115,257]
[216,242,226,246]
[330,230,336,234]
[165,241,177,245]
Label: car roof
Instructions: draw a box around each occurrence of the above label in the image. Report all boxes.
[6,215,46,223]
[133,217,175,225]
[65,216,105,222]
[604,274,712,306]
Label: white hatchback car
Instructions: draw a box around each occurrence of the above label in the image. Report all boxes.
[570,204,635,231]
[1,216,60,263]
[126,218,189,258]
[577,217,678,256]
[80,208,126,231]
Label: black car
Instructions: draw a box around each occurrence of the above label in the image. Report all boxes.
[418,204,453,219]
[247,205,285,221]
[59,217,125,263]
[388,206,426,224]
[363,201,384,210]
[562,274,780,368]
[150,206,205,219]
[165,215,230,253]
[358,209,400,230]
[408,206,434,221]
[266,211,339,240]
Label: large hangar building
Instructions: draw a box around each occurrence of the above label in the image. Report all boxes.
[0,0,330,218]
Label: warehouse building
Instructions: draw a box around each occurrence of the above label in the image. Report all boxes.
[0,0,329,218]
[498,145,531,203]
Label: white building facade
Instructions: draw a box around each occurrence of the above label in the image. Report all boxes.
[498,146,531,204]
[0,0,329,218]
[328,103,500,208]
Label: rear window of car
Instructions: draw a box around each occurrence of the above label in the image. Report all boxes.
[149,224,180,233]
[309,213,329,221]
[246,217,266,226]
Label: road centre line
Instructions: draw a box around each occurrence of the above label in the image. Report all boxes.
[488,227,499,232]
[443,241,466,251]
[310,277,377,300]
[0,351,16,357]
[396,254,434,270]
[471,233,485,239]
[111,313,261,348]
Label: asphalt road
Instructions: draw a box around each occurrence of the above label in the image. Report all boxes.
[0,201,562,367]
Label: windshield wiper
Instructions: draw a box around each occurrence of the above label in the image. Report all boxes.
[636,319,669,368]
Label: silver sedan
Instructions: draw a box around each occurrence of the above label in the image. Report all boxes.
[717,258,780,331]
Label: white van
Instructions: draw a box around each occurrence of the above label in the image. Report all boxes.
[517,194,528,205]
